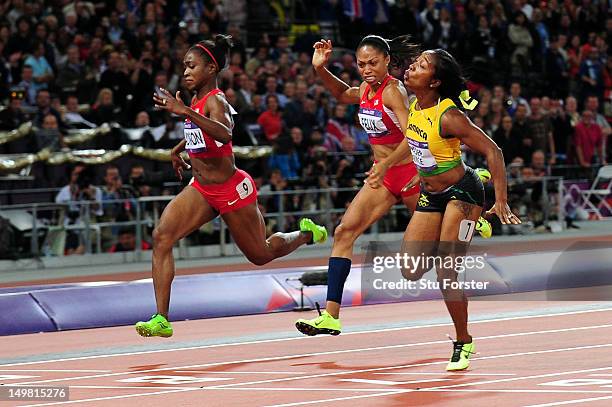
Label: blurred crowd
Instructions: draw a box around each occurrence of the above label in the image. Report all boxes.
[0,0,611,250]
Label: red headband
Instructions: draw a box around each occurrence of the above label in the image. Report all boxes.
[195,44,219,71]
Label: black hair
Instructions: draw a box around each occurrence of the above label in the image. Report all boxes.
[358,35,420,69]
[118,226,136,236]
[190,34,233,72]
[75,165,96,190]
[431,49,471,110]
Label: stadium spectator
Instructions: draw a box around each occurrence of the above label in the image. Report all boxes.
[508,11,533,78]
[513,104,531,162]
[23,40,54,95]
[63,95,95,129]
[530,150,548,177]
[549,98,572,163]
[34,89,64,129]
[493,115,522,166]
[109,227,151,253]
[35,113,65,152]
[326,104,351,143]
[56,44,85,98]
[526,97,556,164]
[268,136,301,180]
[17,64,36,106]
[0,89,26,132]
[579,46,605,100]
[100,164,137,224]
[55,165,103,255]
[88,88,119,125]
[574,110,605,167]
[257,94,283,142]
[506,82,530,117]
[98,51,131,111]
[545,35,570,99]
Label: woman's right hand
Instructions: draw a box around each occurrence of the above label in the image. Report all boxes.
[171,149,190,181]
[312,39,333,70]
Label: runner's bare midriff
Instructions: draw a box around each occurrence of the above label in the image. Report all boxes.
[191,155,236,185]
[372,143,412,166]
[420,164,465,193]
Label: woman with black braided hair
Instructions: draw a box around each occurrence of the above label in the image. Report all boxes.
[400,49,521,370]
[135,35,327,338]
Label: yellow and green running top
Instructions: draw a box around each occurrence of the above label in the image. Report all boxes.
[405,98,462,176]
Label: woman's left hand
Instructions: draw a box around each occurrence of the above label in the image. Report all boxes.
[153,88,187,116]
[486,201,522,225]
[365,162,388,189]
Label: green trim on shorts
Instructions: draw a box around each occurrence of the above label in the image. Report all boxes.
[417,158,462,177]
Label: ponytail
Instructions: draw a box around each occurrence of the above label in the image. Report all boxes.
[358,34,420,68]
[191,34,233,72]
[431,49,478,111]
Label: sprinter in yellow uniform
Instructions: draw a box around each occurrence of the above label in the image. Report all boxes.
[382,48,521,371]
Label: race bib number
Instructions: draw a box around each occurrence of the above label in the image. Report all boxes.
[184,126,206,151]
[408,138,438,172]
[358,108,388,136]
[236,177,254,199]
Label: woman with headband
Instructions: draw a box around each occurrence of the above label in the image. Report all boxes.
[399,49,521,370]
[135,35,327,338]
[295,36,492,338]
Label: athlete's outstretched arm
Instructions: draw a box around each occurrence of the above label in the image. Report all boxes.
[312,39,360,104]
[442,109,520,225]
[154,88,233,144]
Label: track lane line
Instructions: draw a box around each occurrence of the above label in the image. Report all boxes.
[2,306,611,367]
[10,323,612,387]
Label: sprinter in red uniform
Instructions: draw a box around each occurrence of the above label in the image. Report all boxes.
[136,35,327,338]
[295,35,421,336]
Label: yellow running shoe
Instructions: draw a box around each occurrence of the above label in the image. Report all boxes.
[474,168,493,238]
[476,217,492,238]
[475,168,491,183]
[446,340,476,371]
[299,218,328,244]
[295,303,341,336]
[135,314,173,338]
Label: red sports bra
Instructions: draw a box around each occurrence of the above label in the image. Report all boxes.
[357,75,405,145]
[184,88,233,159]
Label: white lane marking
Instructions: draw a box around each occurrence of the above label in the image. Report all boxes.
[263,391,410,407]
[340,378,447,385]
[374,372,516,376]
[423,365,612,392]
[539,379,612,387]
[0,374,38,380]
[180,370,308,374]
[422,389,612,394]
[11,323,612,386]
[523,395,612,407]
[2,306,611,368]
[0,369,110,373]
[67,385,398,392]
[193,344,612,391]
